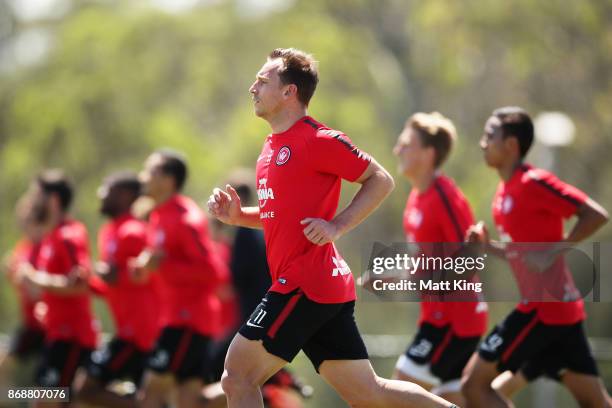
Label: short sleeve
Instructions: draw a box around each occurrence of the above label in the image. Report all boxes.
[527,170,588,218]
[309,130,371,181]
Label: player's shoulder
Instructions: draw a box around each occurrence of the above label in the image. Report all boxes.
[434,174,467,202]
[58,219,88,241]
[520,164,561,189]
[118,217,147,239]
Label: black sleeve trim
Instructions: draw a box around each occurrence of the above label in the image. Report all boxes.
[530,176,582,207]
[62,239,79,267]
[434,182,465,242]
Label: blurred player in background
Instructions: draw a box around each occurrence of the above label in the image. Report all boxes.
[134,150,225,408]
[392,112,488,406]
[0,193,46,386]
[209,48,455,408]
[18,170,99,408]
[462,106,610,408]
[75,171,160,408]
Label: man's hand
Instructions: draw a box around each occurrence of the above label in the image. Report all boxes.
[95,261,118,284]
[466,221,489,244]
[129,250,163,283]
[300,218,340,246]
[207,184,243,225]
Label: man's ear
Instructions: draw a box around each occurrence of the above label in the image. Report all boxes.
[284,84,297,98]
[505,136,520,157]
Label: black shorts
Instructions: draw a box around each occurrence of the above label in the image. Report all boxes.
[239,289,368,372]
[479,309,598,377]
[9,325,45,360]
[86,337,150,387]
[147,326,212,383]
[35,340,92,387]
[397,323,480,383]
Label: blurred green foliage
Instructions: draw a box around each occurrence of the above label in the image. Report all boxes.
[1,0,611,406]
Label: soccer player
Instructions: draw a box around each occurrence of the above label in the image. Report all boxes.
[75,171,160,408]
[0,194,45,384]
[461,107,610,408]
[392,112,488,405]
[134,149,225,408]
[208,48,455,408]
[18,170,98,407]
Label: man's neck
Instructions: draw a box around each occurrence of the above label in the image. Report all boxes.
[154,191,175,206]
[497,159,523,182]
[409,168,437,193]
[268,107,308,134]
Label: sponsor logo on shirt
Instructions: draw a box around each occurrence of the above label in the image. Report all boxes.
[257,178,275,209]
[331,256,351,277]
[275,146,291,166]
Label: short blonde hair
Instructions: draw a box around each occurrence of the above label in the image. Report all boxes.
[407,112,457,168]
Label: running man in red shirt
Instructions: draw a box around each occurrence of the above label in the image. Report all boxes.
[461,107,610,407]
[135,150,225,408]
[392,112,488,406]
[76,171,161,408]
[208,48,455,408]
[0,194,45,385]
[18,170,98,407]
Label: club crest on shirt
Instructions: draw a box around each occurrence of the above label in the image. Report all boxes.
[155,229,165,246]
[106,240,117,255]
[501,195,513,214]
[275,146,291,166]
[407,208,423,228]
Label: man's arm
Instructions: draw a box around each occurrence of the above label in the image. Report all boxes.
[208,185,262,229]
[301,159,395,245]
[20,263,88,295]
[565,197,609,243]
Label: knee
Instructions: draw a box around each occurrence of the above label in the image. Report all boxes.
[221,369,258,397]
[74,377,99,404]
[342,376,387,408]
[461,371,486,400]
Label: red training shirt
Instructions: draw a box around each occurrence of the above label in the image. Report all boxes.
[37,219,98,348]
[403,174,488,337]
[98,214,161,351]
[256,116,371,303]
[147,194,224,336]
[492,164,587,325]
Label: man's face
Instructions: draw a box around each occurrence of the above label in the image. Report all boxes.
[481,116,509,168]
[249,58,287,119]
[393,127,433,178]
[140,154,169,199]
[98,183,121,217]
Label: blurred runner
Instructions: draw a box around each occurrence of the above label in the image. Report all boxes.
[18,170,98,408]
[75,171,160,408]
[462,106,610,408]
[392,112,488,406]
[135,150,225,408]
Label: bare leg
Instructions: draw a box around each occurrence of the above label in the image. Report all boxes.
[461,354,513,408]
[320,359,454,407]
[220,334,286,408]
[562,370,611,408]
